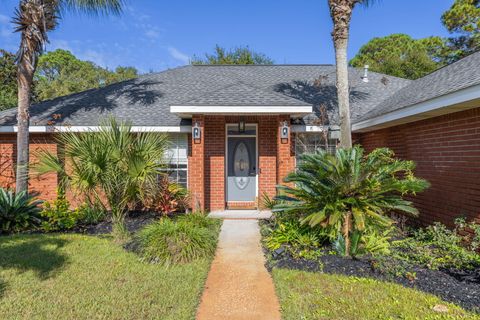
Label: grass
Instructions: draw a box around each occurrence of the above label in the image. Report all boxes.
[272,268,480,320]
[0,233,215,320]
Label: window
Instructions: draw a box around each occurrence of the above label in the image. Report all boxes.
[295,132,337,166]
[162,133,188,187]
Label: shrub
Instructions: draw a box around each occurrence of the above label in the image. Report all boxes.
[78,203,107,225]
[135,218,218,264]
[0,188,42,233]
[177,212,221,231]
[274,146,429,257]
[392,222,480,271]
[264,220,325,260]
[142,176,190,215]
[40,193,82,232]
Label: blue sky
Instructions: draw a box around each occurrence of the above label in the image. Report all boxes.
[0,0,453,73]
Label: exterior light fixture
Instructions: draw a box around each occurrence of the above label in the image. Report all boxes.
[280,120,289,142]
[238,118,246,133]
[192,122,201,141]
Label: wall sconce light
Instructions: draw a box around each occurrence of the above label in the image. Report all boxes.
[192,122,201,142]
[281,120,289,143]
[238,118,245,133]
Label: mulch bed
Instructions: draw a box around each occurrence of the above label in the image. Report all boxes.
[75,211,158,235]
[266,249,480,313]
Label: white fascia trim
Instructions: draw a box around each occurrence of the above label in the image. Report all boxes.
[352,83,480,132]
[0,126,192,133]
[170,105,313,115]
[291,125,340,132]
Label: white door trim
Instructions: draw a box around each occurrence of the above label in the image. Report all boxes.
[225,123,258,205]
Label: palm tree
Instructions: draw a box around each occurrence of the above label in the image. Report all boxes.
[328,0,375,148]
[34,118,170,240]
[13,0,123,194]
[274,147,429,256]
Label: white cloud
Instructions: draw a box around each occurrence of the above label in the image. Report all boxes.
[168,47,189,64]
[144,29,160,39]
[0,14,9,25]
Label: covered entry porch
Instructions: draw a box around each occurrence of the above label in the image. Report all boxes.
[186,114,299,211]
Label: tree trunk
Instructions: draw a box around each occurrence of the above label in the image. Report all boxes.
[343,210,352,256]
[16,57,34,194]
[334,37,353,148]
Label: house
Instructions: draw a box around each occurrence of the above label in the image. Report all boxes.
[0,51,479,225]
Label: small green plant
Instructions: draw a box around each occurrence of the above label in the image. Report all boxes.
[40,192,82,232]
[0,188,42,233]
[264,220,325,260]
[261,192,277,210]
[135,218,219,265]
[454,217,480,251]
[78,203,107,225]
[391,221,480,271]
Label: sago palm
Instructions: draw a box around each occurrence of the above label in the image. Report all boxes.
[328,0,376,148]
[34,118,170,240]
[274,146,429,256]
[13,0,123,194]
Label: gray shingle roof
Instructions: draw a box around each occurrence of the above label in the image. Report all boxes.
[0,64,411,127]
[179,82,311,106]
[356,51,480,122]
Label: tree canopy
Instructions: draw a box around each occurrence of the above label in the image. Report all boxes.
[35,49,138,101]
[0,48,138,110]
[351,1,480,79]
[441,0,479,63]
[191,45,273,65]
[0,50,18,111]
[350,34,445,79]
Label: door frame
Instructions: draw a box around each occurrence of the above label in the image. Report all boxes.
[225,123,258,206]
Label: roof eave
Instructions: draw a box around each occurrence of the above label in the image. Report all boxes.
[352,83,480,133]
[170,105,313,118]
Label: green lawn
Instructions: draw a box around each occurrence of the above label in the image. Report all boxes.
[272,268,480,320]
[0,233,213,320]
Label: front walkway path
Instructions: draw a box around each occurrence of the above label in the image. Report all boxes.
[196,219,281,320]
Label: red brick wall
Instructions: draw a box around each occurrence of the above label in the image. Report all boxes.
[188,115,294,211]
[357,107,480,226]
[189,115,205,210]
[0,133,57,201]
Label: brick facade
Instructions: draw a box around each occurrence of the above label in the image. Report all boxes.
[188,115,295,211]
[0,133,58,201]
[356,107,480,226]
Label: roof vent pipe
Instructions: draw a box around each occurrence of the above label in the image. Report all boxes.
[362,65,369,83]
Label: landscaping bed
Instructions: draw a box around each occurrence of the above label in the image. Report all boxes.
[266,246,480,313]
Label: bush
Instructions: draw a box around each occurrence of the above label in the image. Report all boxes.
[264,219,325,260]
[0,188,42,233]
[177,212,220,231]
[40,193,82,232]
[274,146,429,257]
[142,177,190,215]
[78,203,107,225]
[391,222,480,271]
[135,218,219,264]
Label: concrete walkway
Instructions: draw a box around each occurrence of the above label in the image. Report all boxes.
[208,209,272,220]
[196,219,281,320]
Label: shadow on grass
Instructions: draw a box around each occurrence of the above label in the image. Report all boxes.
[0,278,6,299]
[0,236,70,280]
